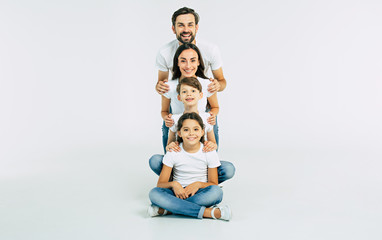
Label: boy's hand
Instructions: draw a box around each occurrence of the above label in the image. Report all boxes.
[156,79,170,94]
[172,182,187,199]
[207,112,216,125]
[184,182,201,197]
[165,114,174,127]
[166,141,181,152]
[202,141,217,152]
[207,78,220,93]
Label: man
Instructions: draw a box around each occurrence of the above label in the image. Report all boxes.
[155,7,227,95]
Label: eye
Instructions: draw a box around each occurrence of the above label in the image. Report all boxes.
[182,90,186,93]
[192,90,196,92]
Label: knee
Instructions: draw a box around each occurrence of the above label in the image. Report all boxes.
[209,185,223,203]
[220,161,236,180]
[149,187,163,204]
[149,154,163,170]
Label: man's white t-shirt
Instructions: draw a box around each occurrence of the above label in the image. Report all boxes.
[156,39,223,77]
[162,77,214,114]
[163,143,221,187]
[170,112,213,134]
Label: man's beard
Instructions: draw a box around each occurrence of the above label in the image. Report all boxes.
[177,32,195,44]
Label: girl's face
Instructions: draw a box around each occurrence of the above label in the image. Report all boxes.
[178,49,199,78]
[178,119,204,145]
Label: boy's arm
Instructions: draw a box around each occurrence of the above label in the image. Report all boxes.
[166,130,181,152]
[203,130,217,152]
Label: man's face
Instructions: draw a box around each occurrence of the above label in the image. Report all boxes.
[172,14,199,44]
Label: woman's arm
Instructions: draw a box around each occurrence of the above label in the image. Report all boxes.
[161,96,174,127]
[157,164,187,199]
[207,93,219,125]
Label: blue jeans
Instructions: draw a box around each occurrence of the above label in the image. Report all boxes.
[162,117,220,153]
[149,154,235,184]
[149,185,223,219]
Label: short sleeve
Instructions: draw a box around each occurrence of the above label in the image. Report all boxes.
[156,51,169,72]
[206,151,221,168]
[210,45,223,71]
[162,152,175,168]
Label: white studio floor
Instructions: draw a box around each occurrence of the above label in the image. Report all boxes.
[1,144,381,240]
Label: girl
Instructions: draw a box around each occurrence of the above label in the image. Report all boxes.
[148,112,231,220]
[161,43,219,152]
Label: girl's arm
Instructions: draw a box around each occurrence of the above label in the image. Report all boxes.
[184,167,219,197]
[207,93,219,125]
[157,164,188,199]
[161,96,174,127]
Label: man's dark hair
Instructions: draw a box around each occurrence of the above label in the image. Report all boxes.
[172,7,200,26]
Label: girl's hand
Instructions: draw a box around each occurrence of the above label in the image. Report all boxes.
[164,114,174,127]
[172,182,188,199]
[184,182,201,197]
[156,79,170,94]
[207,112,216,125]
[166,141,181,152]
[202,141,217,152]
[207,78,220,93]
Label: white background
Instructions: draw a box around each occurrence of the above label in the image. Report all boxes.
[1,0,381,239]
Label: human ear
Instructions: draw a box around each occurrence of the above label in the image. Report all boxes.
[172,25,176,34]
[199,92,203,99]
[177,95,181,101]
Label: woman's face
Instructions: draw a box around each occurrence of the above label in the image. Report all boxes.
[177,49,199,78]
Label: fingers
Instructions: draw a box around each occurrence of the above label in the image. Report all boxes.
[207,79,220,93]
[156,81,170,94]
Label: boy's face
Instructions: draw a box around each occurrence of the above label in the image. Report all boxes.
[177,84,203,107]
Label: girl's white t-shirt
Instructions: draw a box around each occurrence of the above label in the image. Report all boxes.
[163,143,221,187]
[162,77,214,114]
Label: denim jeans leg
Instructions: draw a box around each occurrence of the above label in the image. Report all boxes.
[185,185,223,207]
[149,154,164,176]
[162,121,169,154]
[217,161,236,184]
[214,116,219,150]
[149,187,205,219]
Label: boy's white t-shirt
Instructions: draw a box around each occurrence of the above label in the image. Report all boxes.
[156,39,223,77]
[163,143,221,187]
[162,77,214,114]
[170,112,213,133]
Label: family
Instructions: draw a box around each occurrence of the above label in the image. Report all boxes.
[148,7,236,221]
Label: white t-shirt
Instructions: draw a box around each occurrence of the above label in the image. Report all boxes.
[162,77,214,114]
[156,39,223,78]
[170,112,213,134]
[163,143,221,187]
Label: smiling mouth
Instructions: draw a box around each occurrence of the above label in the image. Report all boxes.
[185,98,194,101]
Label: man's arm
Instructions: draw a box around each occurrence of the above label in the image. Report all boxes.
[156,70,170,94]
[208,67,227,93]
